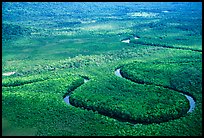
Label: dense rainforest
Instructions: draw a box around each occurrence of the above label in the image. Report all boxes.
[2,2,202,136]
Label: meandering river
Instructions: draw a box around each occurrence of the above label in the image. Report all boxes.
[63,68,196,124]
[64,78,89,105]
[115,69,195,113]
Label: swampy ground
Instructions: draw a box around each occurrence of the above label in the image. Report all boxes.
[2,2,202,136]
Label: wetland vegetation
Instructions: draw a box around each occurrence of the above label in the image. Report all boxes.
[2,2,202,136]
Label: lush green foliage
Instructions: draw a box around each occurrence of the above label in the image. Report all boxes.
[119,53,202,135]
[2,74,49,87]
[70,75,189,124]
[2,2,202,136]
[120,52,202,101]
[2,23,31,41]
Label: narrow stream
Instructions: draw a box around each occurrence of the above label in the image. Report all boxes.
[115,69,196,113]
[64,78,89,105]
[63,69,195,125]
